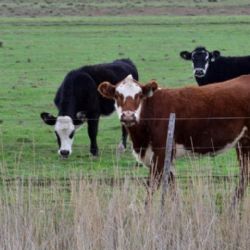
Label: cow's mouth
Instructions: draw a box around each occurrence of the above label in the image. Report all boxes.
[60,155,69,159]
[121,114,137,127]
[121,120,137,127]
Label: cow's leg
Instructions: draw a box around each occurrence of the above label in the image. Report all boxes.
[233,140,250,205]
[117,125,128,153]
[87,116,99,156]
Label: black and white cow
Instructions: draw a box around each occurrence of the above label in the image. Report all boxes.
[180,46,250,86]
[41,59,138,158]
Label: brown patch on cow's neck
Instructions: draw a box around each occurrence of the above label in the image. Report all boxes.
[127,122,150,158]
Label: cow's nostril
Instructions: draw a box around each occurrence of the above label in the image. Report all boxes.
[194,69,205,77]
[195,70,204,74]
[121,113,134,121]
[60,150,70,157]
[121,112,136,127]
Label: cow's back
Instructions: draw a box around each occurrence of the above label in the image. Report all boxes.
[55,59,138,117]
[55,69,99,117]
[146,75,250,117]
[82,59,138,85]
[81,59,138,115]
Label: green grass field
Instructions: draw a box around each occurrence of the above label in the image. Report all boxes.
[1,15,250,179]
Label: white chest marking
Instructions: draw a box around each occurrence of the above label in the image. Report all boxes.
[132,145,154,167]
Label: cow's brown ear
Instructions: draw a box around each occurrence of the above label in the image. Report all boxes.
[98,82,115,99]
[142,80,158,97]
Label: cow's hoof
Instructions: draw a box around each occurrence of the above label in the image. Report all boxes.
[90,151,98,159]
[90,148,98,157]
[117,142,126,153]
[91,155,98,160]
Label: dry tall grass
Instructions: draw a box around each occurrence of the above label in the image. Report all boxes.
[0,174,249,250]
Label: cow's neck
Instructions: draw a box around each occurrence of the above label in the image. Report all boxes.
[195,63,216,85]
[126,121,150,158]
[58,98,76,118]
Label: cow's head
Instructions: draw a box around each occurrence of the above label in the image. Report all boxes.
[180,46,221,78]
[98,74,158,127]
[40,111,86,158]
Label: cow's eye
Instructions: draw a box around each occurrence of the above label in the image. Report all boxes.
[69,131,75,139]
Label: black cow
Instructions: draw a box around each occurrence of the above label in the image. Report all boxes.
[180,46,250,86]
[40,59,138,158]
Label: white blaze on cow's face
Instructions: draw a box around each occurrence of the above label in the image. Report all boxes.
[115,75,143,126]
[55,116,75,158]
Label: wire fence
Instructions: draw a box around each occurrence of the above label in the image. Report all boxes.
[0,174,240,189]
[2,116,250,121]
[0,115,246,181]
[0,116,249,147]
[0,143,248,152]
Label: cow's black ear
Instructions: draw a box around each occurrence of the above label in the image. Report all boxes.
[142,80,158,97]
[98,81,115,99]
[40,112,57,125]
[74,111,86,126]
[180,51,192,60]
[211,50,221,62]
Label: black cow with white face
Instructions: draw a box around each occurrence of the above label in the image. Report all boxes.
[180,46,250,86]
[41,59,138,158]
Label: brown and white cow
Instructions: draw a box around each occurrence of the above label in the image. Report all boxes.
[98,74,250,204]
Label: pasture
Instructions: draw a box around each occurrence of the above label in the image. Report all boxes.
[2,15,250,179]
[0,4,250,248]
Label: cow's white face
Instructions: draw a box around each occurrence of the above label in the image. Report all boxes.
[98,75,158,127]
[55,116,75,157]
[40,112,86,158]
[115,75,143,126]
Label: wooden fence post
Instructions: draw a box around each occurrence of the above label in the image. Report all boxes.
[161,113,176,209]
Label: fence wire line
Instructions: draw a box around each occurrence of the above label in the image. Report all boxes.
[2,143,250,152]
[2,116,250,121]
[1,117,250,150]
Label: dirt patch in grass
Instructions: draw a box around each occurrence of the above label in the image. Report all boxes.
[1,4,250,17]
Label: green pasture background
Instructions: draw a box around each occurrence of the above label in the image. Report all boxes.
[1,15,250,179]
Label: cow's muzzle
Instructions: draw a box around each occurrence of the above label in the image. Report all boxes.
[194,68,205,78]
[59,150,70,159]
[121,111,136,127]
